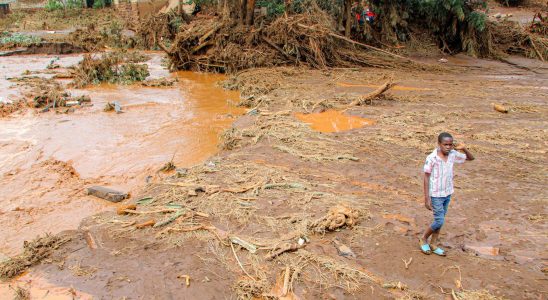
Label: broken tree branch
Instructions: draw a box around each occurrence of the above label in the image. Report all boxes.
[344,80,396,109]
[261,36,291,59]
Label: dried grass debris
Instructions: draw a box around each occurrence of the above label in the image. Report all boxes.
[0,234,70,279]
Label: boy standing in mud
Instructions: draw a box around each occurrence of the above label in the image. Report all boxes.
[420,132,474,256]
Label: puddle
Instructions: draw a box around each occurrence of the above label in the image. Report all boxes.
[0,53,244,256]
[337,82,432,91]
[295,109,374,133]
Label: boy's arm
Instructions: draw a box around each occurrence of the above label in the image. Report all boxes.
[424,172,432,210]
[455,142,475,161]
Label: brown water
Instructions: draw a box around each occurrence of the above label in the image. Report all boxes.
[0,53,243,258]
[295,109,374,133]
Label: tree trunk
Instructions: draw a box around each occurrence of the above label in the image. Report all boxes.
[240,0,247,24]
[344,0,352,38]
[245,0,255,26]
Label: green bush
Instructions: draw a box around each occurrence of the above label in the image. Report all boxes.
[0,33,41,46]
[45,0,64,11]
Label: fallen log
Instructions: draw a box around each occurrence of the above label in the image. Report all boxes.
[343,80,396,109]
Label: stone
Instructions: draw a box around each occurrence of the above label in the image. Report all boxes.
[464,245,500,257]
[86,186,128,202]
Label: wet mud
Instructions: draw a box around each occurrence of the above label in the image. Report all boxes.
[1,53,547,299]
[0,53,243,257]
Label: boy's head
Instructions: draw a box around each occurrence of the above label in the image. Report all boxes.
[437,132,454,155]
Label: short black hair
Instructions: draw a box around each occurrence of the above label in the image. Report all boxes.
[438,132,453,143]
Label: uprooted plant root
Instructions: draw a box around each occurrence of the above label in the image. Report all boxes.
[0,234,71,279]
[309,205,360,233]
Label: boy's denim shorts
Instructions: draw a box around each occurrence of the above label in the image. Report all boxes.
[430,195,451,231]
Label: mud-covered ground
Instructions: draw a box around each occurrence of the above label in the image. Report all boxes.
[2,53,545,299]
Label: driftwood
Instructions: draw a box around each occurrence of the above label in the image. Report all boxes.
[266,242,305,260]
[493,103,509,113]
[344,80,396,109]
[136,220,156,229]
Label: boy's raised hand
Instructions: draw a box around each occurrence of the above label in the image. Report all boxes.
[454,142,466,150]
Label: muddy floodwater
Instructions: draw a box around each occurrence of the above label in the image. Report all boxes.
[0,53,243,257]
[295,110,375,133]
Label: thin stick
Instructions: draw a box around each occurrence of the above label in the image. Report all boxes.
[402,257,413,269]
[230,241,256,281]
[123,208,178,214]
[282,266,291,296]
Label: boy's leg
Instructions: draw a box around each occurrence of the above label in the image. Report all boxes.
[423,197,445,242]
[421,197,444,253]
[431,195,451,255]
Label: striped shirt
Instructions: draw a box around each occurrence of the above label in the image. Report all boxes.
[423,148,467,197]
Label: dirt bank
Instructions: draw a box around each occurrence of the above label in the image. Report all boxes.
[2,54,545,299]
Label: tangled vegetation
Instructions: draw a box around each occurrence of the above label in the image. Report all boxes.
[72,51,150,87]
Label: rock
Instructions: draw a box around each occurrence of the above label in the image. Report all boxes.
[464,245,500,257]
[438,58,448,63]
[86,186,128,202]
[332,239,356,258]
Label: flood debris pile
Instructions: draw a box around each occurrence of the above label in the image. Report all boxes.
[141,77,177,87]
[69,22,138,52]
[32,90,91,111]
[0,234,70,279]
[157,9,414,73]
[489,20,547,61]
[83,157,390,298]
[21,78,92,112]
[71,51,150,88]
[0,101,27,118]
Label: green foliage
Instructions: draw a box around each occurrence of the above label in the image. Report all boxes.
[0,32,41,46]
[67,0,84,9]
[257,0,284,16]
[93,0,112,8]
[371,0,490,56]
[117,64,149,84]
[45,0,83,10]
[45,0,64,11]
[468,11,486,32]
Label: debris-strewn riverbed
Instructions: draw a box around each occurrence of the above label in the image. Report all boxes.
[1,52,546,299]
